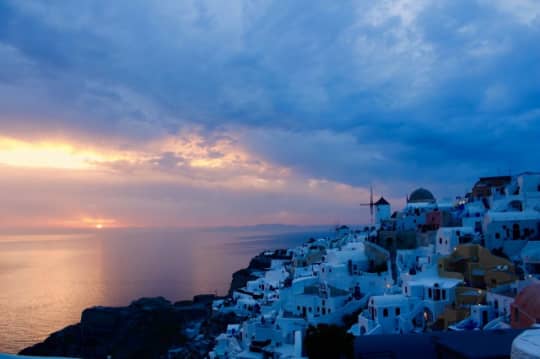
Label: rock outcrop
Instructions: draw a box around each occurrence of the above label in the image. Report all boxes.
[20,297,209,359]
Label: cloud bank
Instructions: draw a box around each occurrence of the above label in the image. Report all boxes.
[0,0,539,228]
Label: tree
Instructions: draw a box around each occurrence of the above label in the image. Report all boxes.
[304,324,354,359]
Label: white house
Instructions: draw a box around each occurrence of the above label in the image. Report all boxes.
[357,294,424,335]
[401,269,463,325]
[517,172,540,210]
[483,211,540,257]
[486,284,517,319]
[449,304,496,331]
[461,200,486,232]
[435,227,476,255]
[522,241,540,279]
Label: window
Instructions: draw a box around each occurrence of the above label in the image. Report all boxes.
[383,308,388,317]
[495,232,501,239]
[404,286,408,294]
[513,223,521,240]
[428,288,432,298]
[396,308,400,316]
[434,289,441,301]
[439,238,443,244]
[442,290,447,300]
[309,307,312,312]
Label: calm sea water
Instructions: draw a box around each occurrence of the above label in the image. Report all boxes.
[0,226,332,354]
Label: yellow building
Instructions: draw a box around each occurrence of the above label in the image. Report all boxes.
[438,244,516,289]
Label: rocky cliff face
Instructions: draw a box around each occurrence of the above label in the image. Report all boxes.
[20,297,209,359]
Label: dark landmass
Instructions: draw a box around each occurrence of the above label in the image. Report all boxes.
[19,296,240,359]
[20,250,286,359]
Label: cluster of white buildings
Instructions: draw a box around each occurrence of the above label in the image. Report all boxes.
[208,172,540,359]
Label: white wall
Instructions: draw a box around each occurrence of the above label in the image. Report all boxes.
[435,227,475,255]
[487,292,513,317]
[484,217,539,255]
[375,204,391,224]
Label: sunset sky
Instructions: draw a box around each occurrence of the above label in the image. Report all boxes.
[0,0,539,229]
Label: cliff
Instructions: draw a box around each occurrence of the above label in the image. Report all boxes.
[19,297,208,358]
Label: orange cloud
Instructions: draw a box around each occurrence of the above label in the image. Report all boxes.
[0,136,125,169]
[0,131,387,229]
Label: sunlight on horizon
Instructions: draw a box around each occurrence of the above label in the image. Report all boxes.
[0,136,110,170]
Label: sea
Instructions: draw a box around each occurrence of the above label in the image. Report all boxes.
[0,226,333,354]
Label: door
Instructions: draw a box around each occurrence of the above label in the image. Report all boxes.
[513,223,521,240]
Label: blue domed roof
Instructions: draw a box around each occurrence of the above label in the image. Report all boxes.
[408,188,436,203]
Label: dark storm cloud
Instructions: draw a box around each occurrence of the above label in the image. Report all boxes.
[0,0,539,199]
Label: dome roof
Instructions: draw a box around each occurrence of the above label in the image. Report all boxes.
[408,188,436,203]
[513,283,540,325]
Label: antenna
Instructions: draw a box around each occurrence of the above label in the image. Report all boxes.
[360,184,374,227]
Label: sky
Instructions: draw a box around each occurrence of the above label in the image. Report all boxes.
[0,0,539,229]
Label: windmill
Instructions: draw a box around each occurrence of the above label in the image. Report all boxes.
[360,184,374,227]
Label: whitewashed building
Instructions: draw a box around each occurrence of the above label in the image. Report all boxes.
[435,227,476,255]
[483,211,540,257]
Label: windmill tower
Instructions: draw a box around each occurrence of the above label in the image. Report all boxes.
[360,185,374,227]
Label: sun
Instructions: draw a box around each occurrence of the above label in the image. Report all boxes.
[95,223,104,229]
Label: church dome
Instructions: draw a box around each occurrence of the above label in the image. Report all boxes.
[408,188,436,203]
